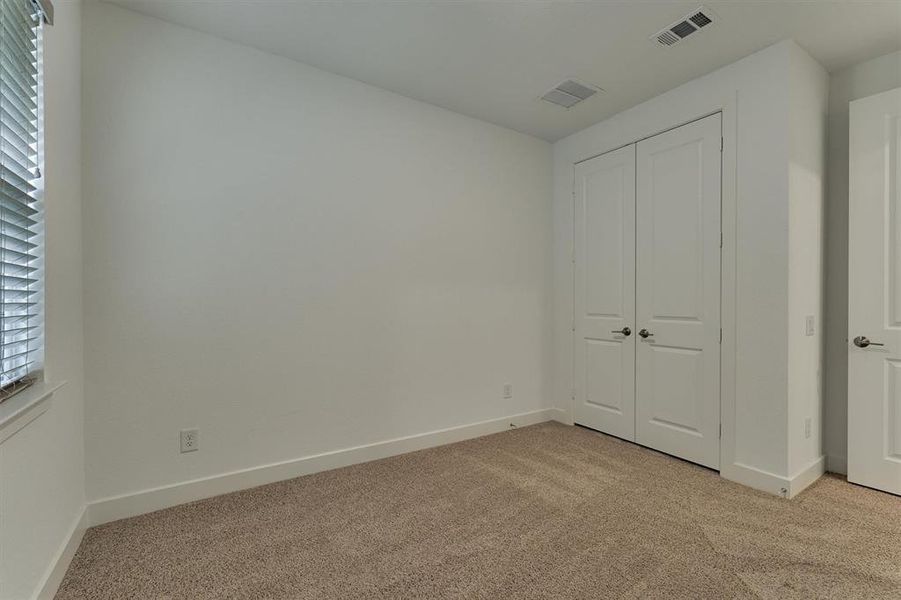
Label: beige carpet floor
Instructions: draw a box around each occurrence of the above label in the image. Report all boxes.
[57,422,901,599]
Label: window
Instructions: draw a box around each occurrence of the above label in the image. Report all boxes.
[0,0,51,401]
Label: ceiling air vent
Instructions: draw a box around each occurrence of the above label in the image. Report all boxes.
[651,6,717,48]
[541,79,601,109]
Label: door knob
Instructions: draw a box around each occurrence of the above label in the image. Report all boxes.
[853,335,884,348]
[611,327,631,337]
[638,328,653,339]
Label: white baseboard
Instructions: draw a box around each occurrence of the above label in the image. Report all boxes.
[787,455,826,497]
[547,407,571,425]
[721,462,792,497]
[35,506,87,600]
[721,455,825,499]
[826,454,847,475]
[88,408,556,526]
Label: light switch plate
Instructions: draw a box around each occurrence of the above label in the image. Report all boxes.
[805,315,815,336]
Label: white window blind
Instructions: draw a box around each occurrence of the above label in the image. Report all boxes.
[0,0,43,400]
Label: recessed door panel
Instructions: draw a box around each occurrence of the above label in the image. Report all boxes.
[585,339,624,414]
[885,360,901,462]
[636,114,721,469]
[585,167,625,318]
[574,145,636,441]
[648,142,704,322]
[646,344,704,436]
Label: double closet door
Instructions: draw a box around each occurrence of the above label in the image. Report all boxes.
[573,113,722,469]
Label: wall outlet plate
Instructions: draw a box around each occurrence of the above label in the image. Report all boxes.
[180,428,199,453]
[503,383,513,399]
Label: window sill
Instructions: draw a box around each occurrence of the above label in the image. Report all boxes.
[0,380,66,445]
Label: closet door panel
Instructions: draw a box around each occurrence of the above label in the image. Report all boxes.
[573,145,636,440]
[635,114,721,469]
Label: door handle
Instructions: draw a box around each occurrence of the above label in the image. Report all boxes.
[611,327,631,337]
[638,328,653,339]
[853,335,884,348]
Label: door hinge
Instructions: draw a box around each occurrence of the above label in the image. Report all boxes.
[720,232,723,248]
[719,328,723,343]
[719,424,722,439]
[720,137,724,152]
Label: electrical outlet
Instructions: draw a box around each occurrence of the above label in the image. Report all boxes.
[180,428,199,453]
[503,383,513,399]
[805,315,815,336]
[804,417,811,439]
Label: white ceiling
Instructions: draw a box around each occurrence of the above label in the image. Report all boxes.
[105,0,901,142]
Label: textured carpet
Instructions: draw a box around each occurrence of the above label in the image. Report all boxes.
[57,422,901,599]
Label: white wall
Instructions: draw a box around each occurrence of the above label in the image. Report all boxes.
[553,41,827,493]
[81,2,552,503]
[786,45,829,478]
[824,50,901,474]
[0,1,85,598]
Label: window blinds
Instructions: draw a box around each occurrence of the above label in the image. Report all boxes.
[0,0,42,398]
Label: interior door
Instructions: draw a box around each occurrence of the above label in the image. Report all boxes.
[635,114,722,469]
[573,145,636,440]
[848,87,901,495]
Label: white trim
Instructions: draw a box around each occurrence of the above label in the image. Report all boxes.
[721,455,825,499]
[88,408,556,526]
[548,406,572,425]
[826,454,847,475]
[34,506,87,600]
[718,95,738,477]
[721,462,792,497]
[0,380,65,445]
[788,455,826,497]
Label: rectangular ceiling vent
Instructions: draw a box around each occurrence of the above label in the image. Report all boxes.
[541,79,601,109]
[651,6,717,48]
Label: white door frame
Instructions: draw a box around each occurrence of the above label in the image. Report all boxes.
[568,95,738,476]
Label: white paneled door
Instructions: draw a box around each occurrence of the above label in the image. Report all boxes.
[848,87,901,496]
[635,113,722,469]
[573,145,636,440]
[573,114,722,468]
